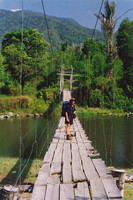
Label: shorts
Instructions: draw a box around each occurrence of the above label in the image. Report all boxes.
[65,115,73,125]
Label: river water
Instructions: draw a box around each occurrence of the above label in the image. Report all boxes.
[79,115,133,168]
[0,115,132,168]
[0,117,59,159]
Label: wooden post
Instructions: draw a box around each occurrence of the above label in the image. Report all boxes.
[112,169,126,198]
[58,66,80,99]
[70,66,73,92]
[60,65,64,100]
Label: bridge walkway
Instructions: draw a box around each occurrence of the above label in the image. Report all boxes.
[31,90,123,200]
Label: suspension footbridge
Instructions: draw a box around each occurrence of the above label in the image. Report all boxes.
[31,89,123,200]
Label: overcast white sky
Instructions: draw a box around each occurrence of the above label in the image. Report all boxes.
[0,0,132,30]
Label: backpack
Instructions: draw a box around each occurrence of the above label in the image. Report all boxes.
[61,101,70,117]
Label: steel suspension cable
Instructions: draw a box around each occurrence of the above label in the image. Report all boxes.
[91,0,105,40]
[18,0,24,186]
[41,0,54,53]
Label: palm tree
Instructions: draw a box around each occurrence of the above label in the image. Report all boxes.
[97,0,116,57]
[97,0,133,56]
[95,0,132,78]
[72,43,83,58]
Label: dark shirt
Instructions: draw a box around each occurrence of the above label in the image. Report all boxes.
[65,103,76,124]
[66,103,75,115]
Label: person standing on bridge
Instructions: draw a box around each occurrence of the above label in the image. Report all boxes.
[65,98,76,140]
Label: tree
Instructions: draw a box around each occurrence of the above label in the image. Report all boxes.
[0,53,5,89]
[61,42,68,52]
[96,0,116,57]
[116,19,133,97]
[72,43,83,59]
[2,29,49,94]
[91,53,106,77]
[97,0,132,57]
[82,39,106,59]
[96,0,132,78]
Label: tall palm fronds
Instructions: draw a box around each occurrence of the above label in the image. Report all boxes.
[100,0,116,56]
[96,0,132,57]
[72,43,83,58]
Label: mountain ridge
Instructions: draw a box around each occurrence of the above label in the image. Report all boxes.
[0,9,103,49]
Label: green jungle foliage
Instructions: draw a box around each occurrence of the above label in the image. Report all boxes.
[0,18,133,113]
[0,9,103,50]
[2,29,49,94]
[116,18,133,98]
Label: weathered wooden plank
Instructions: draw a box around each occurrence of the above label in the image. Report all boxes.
[79,148,88,158]
[40,163,50,173]
[71,136,76,142]
[77,123,83,128]
[59,133,65,142]
[90,178,108,200]
[53,143,63,163]
[58,120,62,127]
[72,124,79,132]
[71,143,79,151]
[58,118,64,127]
[72,150,86,182]
[75,119,81,125]
[76,132,83,142]
[45,184,59,200]
[55,129,61,134]
[31,185,46,200]
[62,161,72,183]
[75,182,91,200]
[52,137,59,142]
[60,184,74,200]
[79,150,99,180]
[35,172,49,186]
[63,143,71,151]
[54,131,60,136]
[35,163,50,186]
[92,159,112,179]
[54,132,61,139]
[50,162,61,175]
[83,142,93,150]
[62,149,72,183]
[63,150,71,163]
[80,134,88,141]
[77,142,86,150]
[102,179,123,200]
[65,139,71,143]
[48,143,57,151]
[47,174,61,184]
[61,126,66,132]
[43,150,55,163]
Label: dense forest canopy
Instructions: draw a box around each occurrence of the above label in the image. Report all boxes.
[116,19,133,99]
[0,5,132,113]
[1,29,49,94]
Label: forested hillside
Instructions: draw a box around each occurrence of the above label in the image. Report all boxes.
[0,9,103,49]
[0,1,132,115]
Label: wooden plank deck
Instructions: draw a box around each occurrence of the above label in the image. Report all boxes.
[31,90,123,200]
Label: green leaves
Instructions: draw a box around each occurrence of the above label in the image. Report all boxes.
[92,53,106,77]
[116,19,133,97]
[2,29,49,94]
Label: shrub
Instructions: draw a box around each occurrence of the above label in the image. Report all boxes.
[90,89,104,107]
[29,98,47,113]
[0,96,32,112]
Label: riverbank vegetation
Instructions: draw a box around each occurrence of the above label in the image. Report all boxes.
[0,17,132,115]
[77,106,126,116]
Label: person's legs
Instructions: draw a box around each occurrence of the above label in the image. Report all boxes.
[66,123,71,140]
[66,123,71,135]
